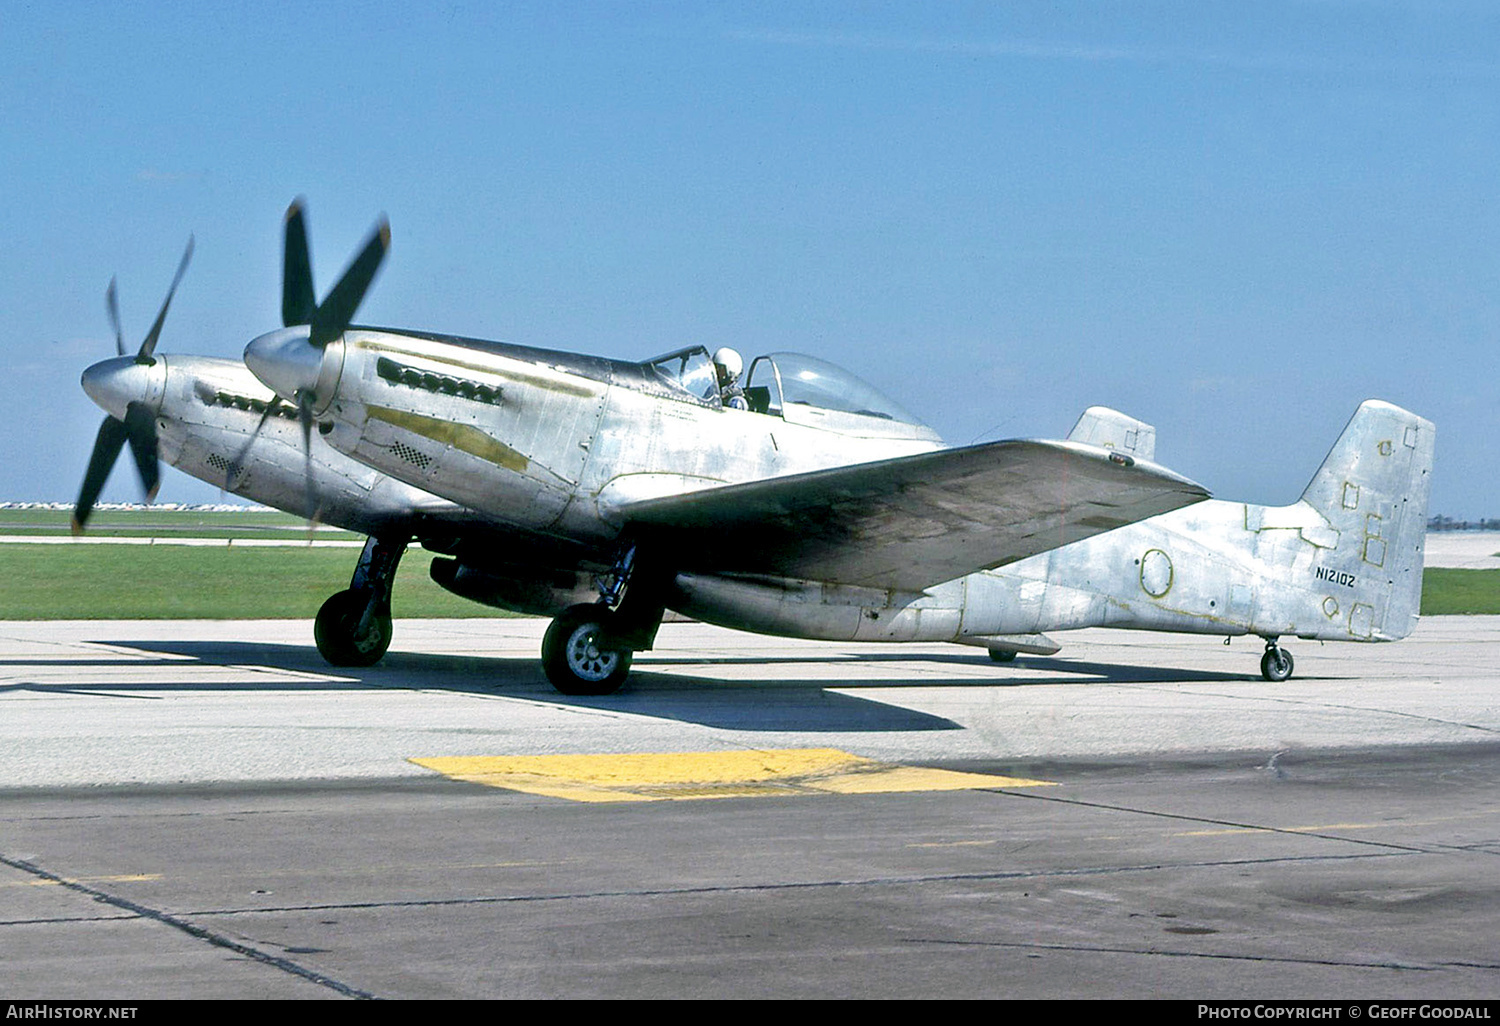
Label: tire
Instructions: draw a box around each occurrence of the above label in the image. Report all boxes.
[542,604,632,696]
[988,648,1018,664]
[1260,647,1294,682]
[314,589,392,668]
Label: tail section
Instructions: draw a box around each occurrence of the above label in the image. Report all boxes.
[1067,406,1157,462]
[1297,400,1434,640]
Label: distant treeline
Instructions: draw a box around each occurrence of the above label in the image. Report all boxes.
[1428,516,1500,532]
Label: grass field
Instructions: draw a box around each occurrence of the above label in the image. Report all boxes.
[1,510,1495,619]
[0,508,360,541]
[1420,568,1500,616]
[0,543,516,619]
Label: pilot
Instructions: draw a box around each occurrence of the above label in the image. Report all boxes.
[712,347,749,410]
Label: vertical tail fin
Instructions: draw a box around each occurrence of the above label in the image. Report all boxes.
[1067,406,1157,462]
[1298,400,1435,640]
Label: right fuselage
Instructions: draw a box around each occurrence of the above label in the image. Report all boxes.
[671,497,1402,646]
[674,398,1435,651]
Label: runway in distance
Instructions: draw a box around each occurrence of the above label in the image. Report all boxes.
[74,200,1435,694]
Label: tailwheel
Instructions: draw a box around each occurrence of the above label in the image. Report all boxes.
[1259,641,1294,682]
[542,604,632,696]
[314,589,392,668]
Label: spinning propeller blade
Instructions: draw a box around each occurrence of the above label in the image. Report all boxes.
[72,416,130,534]
[279,198,389,349]
[282,199,316,328]
[137,236,193,363]
[298,389,319,526]
[308,218,389,348]
[106,279,124,357]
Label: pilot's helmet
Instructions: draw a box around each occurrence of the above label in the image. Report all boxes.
[712,347,743,385]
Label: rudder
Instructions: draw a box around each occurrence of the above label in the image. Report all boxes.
[1298,400,1434,640]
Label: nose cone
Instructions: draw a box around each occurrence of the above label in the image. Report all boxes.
[80,357,164,421]
[244,326,322,402]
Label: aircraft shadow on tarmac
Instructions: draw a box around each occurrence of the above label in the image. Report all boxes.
[12,637,1268,734]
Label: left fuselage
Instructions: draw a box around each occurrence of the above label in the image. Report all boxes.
[273,329,944,547]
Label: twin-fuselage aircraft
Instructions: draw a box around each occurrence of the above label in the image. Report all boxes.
[75,202,1435,694]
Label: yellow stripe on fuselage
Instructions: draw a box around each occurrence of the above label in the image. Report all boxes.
[365,405,530,472]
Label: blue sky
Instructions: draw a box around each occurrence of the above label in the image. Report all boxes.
[4,1,1496,517]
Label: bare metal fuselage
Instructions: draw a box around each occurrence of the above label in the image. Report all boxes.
[303,330,940,542]
[675,496,1415,646]
[677,399,1432,649]
[275,327,1432,653]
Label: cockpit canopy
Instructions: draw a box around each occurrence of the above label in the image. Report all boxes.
[645,346,721,403]
[643,347,940,442]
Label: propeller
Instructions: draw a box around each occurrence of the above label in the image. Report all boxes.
[221,395,290,492]
[298,388,317,525]
[280,197,390,347]
[218,387,314,521]
[250,198,389,523]
[72,238,194,533]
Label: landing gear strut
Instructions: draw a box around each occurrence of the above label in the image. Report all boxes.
[1259,637,1294,682]
[541,542,666,696]
[315,534,408,667]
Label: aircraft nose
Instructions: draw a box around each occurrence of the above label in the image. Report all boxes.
[244,326,322,403]
[80,356,164,421]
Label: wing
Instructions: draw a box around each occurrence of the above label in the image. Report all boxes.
[621,439,1209,592]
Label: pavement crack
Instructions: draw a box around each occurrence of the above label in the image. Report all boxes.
[184,850,1409,918]
[0,852,377,1000]
[0,913,142,926]
[1150,687,1500,737]
[989,787,1439,855]
[901,936,1442,973]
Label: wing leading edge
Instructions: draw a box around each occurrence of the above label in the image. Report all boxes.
[620,439,1210,592]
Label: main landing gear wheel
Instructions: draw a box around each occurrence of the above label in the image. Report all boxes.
[314,589,393,668]
[987,648,1018,664]
[1260,643,1294,683]
[542,604,632,696]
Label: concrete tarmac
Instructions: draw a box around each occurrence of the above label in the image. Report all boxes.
[2,617,1498,999]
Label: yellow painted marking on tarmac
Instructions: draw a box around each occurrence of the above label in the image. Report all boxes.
[411,749,1056,803]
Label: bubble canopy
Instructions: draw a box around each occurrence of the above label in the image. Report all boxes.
[640,347,939,440]
[747,352,933,427]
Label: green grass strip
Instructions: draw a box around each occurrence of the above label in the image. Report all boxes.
[1420,568,1500,615]
[0,508,359,539]
[0,544,518,619]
